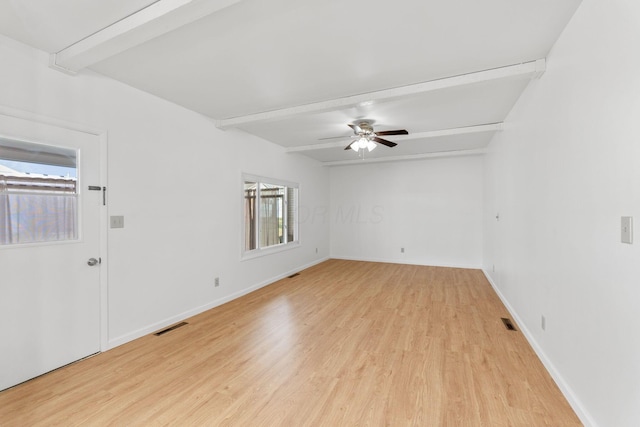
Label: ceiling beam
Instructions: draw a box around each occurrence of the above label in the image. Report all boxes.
[50,0,241,74]
[216,60,545,129]
[285,123,503,153]
[322,148,488,167]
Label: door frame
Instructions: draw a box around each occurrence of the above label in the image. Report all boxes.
[0,104,110,352]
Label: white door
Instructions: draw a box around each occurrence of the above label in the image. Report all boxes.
[0,114,102,391]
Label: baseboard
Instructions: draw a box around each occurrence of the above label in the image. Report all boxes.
[481,270,598,427]
[107,256,330,350]
[331,255,481,270]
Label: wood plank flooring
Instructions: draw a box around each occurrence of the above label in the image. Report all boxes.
[0,260,582,426]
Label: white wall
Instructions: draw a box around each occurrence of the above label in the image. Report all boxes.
[330,156,483,268]
[0,35,329,348]
[483,1,640,426]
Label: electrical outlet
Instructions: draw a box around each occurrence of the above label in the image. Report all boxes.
[541,315,546,331]
[214,277,220,287]
[400,247,405,253]
[315,247,318,254]
[621,216,633,244]
[110,215,124,229]
[492,264,495,272]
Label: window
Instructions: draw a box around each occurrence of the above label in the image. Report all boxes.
[243,175,298,256]
[0,139,78,245]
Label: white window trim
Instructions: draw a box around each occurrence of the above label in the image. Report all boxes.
[0,141,82,247]
[241,173,299,261]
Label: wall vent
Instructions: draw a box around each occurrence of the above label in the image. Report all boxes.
[154,322,188,336]
[501,318,517,331]
[288,273,300,278]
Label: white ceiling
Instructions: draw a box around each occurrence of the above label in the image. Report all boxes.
[0,0,158,52]
[0,0,582,164]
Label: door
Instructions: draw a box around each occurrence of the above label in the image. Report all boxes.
[0,114,102,391]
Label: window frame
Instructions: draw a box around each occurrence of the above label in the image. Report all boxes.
[241,173,299,260]
[0,138,81,247]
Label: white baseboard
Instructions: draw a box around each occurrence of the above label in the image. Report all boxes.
[481,270,597,427]
[107,256,330,350]
[331,255,481,270]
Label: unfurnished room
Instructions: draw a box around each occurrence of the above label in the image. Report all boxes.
[0,1,638,426]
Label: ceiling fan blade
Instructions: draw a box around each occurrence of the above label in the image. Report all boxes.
[375,129,408,136]
[347,123,362,134]
[373,137,397,148]
[344,142,355,150]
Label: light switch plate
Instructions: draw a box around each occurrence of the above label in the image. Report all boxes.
[621,216,633,244]
[110,215,125,229]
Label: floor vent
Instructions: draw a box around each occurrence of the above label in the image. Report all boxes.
[501,317,517,331]
[154,322,188,336]
[288,273,300,278]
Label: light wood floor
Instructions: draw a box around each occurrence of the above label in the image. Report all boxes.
[0,260,581,426]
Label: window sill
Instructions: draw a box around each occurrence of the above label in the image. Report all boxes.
[241,241,300,261]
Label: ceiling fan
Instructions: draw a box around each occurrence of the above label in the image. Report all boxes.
[324,121,408,152]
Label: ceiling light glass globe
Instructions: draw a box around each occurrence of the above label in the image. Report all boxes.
[366,140,376,152]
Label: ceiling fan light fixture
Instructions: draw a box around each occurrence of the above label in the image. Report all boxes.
[366,140,376,152]
[340,121,408,154]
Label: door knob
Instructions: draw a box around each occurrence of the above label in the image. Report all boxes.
[87,258,100,266]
